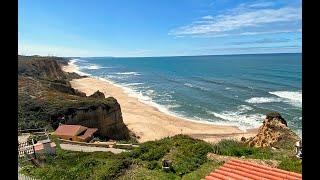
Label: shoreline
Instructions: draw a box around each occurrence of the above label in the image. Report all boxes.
[63,62,258,143]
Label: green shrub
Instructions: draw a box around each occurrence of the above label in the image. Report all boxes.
[129,138,171,161]
[146,160,161,170]
[212,139,273,159]
[278,157,302,173]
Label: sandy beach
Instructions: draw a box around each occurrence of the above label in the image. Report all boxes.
[63,63,258,143]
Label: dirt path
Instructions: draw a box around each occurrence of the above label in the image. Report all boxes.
[59,143,127,153]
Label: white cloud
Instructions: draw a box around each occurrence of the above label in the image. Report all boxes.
[248,1,274,8]
[201,15,214,20]
[169,2,301,37]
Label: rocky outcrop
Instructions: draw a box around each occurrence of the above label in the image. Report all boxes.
[248,112,300,149]
[65,98,130,140]
[89,90,105,99]
[48,80,86,97]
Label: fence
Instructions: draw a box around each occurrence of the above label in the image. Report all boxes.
[18,128,47,134]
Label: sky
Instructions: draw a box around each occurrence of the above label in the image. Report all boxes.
[18,0,302,57]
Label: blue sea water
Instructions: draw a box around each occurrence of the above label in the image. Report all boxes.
[70,53,302,136]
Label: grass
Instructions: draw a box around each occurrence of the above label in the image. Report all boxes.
[278,157,302,173]
[212,139,274,159]
[118,166,180,180]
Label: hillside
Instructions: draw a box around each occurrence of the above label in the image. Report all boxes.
[18,55,130,140]
[20,134,301,179]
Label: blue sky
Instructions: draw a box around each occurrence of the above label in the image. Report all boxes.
[18,0,301,57]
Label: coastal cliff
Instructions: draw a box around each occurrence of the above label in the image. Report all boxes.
[65,97,129,139]
[248,112,301,149]
[18,55,130,140]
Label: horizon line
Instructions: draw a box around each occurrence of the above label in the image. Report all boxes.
[19,52,302,59]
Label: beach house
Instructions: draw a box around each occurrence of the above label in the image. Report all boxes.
[54,124,98,142]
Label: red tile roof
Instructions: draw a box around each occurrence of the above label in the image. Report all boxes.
[205,159,302,180]
[78,128,98,140]
[55,124,87,136]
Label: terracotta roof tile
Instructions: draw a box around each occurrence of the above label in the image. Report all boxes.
[204,159,302,180]
[205,176,221,180]
[55,124,87,136]
[78,128,98,140]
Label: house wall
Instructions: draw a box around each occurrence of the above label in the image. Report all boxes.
[55,134,92,142]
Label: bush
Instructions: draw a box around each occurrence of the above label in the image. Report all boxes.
[278,157,302,173]
[212,139,273,159]
[129,138,171,161]
[170,137,213,176]
[146,160,161,170]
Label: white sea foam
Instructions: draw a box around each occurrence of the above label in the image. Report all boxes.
[122,83,144,87]
[115,72,141,75]
[246,91,302,108]
[269,91,302,102]
[165,104,182,108]
[245,97,282,104]
[184,83,209,91]
[79,63,113,70]
[207,106,264,131]
[87,65,101,70]
[269,91,302,107]
[237,105,253,112]
[68,59,91,76]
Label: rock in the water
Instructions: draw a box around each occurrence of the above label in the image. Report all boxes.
[89,90,105,99]
[248,112,300,149]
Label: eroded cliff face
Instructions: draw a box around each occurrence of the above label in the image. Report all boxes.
[65,99,130,140]
[18,55,131,140]
[248,112,300,150]
[18,56,67,80]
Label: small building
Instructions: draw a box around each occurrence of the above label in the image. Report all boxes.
[54,124,98,142]
[34,141,56,155]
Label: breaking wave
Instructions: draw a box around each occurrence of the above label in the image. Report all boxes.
[246,91,302,108]
[115,72,141,75]
[207,105,264,131]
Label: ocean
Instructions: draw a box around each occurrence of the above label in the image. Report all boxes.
[70,53,302,137]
